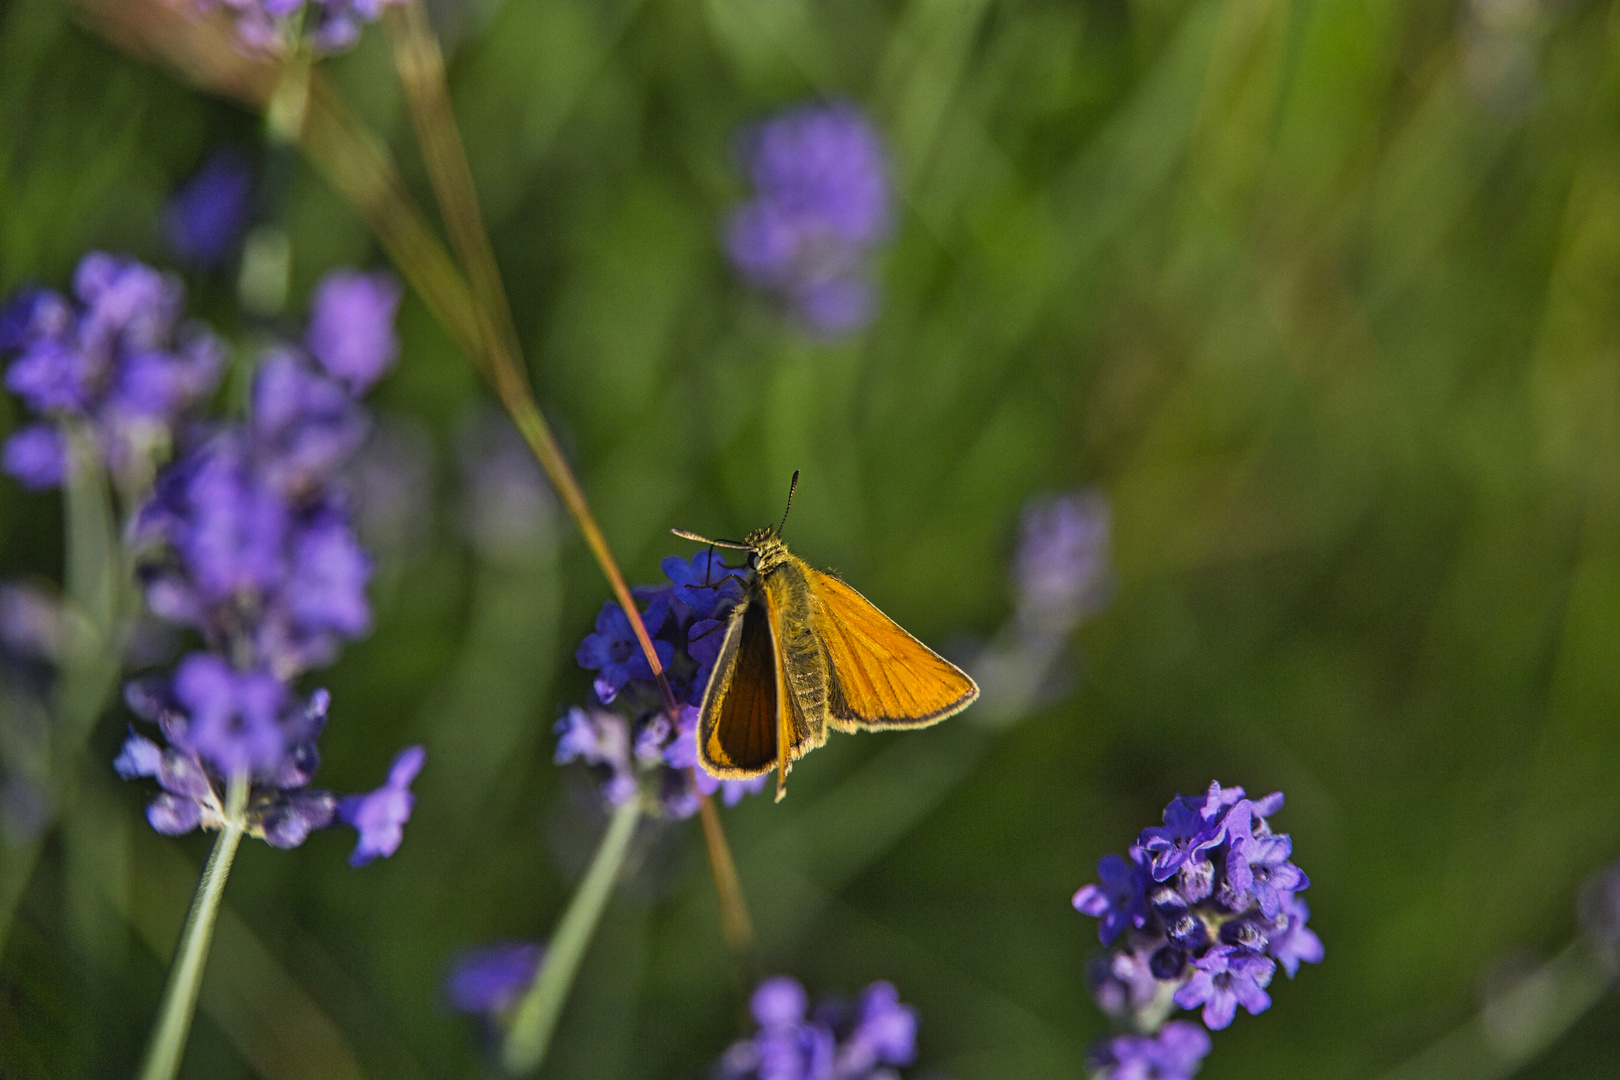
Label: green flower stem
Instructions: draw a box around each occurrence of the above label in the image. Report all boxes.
[137,776,250,1080]
[1376,937,1613,1080]
[502,797,642,1075]
[0,429,127,956]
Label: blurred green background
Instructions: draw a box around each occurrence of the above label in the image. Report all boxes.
[5,0,1620,1076]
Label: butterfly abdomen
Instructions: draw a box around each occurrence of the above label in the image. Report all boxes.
[761,557,832,736]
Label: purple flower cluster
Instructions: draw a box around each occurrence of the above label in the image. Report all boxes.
[1087,1021,1210,1080]
[445,940,545,1017]
[560,551,765,817]
[192,0,406,56]
[1074,782,1322,1074]
[1,253,225,492]
[115,267,418,865]
[163,150,254,269]
[716,976,919,1080]
[1015,490,1113,636]
[725,102,892,339]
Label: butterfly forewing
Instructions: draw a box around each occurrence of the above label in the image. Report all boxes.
[806,568,979,729]
[697,599,780,776]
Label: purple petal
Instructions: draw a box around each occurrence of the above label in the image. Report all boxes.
[752,975,808,1029]
[305,269,401,392]
[2,424,69,489]
[147,792,202,835]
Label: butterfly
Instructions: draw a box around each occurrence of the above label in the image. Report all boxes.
[674,473,979,801]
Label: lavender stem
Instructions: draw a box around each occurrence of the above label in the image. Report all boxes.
[137,775,250,1080]
[502,797,642,1074]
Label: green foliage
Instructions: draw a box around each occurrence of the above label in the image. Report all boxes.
[4,0,1620,1077]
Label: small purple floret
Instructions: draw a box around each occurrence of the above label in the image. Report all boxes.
[173,654,289,778]
[575,599,674,697]
[1172,946,1275,1030]
[446,940,544,1015]
[1089,1020,1211,1080]
[2,423,69,489]
[337,745,425,866]
[163,150,253,268]
[1074,849,1151,945]
[305,269,401,393]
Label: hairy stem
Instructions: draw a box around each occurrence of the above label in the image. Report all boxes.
[137,775,250,1080]
[502,797,642,1075]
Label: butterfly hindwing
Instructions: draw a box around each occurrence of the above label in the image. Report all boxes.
[697,597,779,777]
[806,567,979,730]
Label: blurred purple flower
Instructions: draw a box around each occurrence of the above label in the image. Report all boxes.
[718,975,922,1080]
[667,705,766,806]
[1014,489,1112,635]
[116,677,337,845]
[251,348,370,497]
[456,408,554,558]
[446,941,544,1015]
[337,744,425,866]
[164,149,254,268]
[1,253,225,490]
[1,424,68,490]
[137,431,289,607]
[554,706,637,807]
[173,653,290,777]
[283,514,373,638]
[1088,1021,1210,1080]
[0,582,64,662]
[192,0,406,56]
[305,269,401,393]
[115,270,411,863]
[725,101,892,339]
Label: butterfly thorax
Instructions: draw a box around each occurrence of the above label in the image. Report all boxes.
[747,530,792,575]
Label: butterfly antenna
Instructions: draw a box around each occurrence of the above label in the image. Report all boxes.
[776,470,800,536]
[670,528,755,551]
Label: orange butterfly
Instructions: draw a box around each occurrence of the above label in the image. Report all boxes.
[674,474,979,801]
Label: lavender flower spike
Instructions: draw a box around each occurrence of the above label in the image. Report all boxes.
[446,941,545,1016]
[337,745,426,866]
[1088,1021,1210,1080]
[725,101,893,338]
[1075,779,1320,1069]
[2,253,225,491]
[1015,489,1112,635]
[717,975,923,1080]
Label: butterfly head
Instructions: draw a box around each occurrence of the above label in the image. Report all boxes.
[745,527,790,573]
